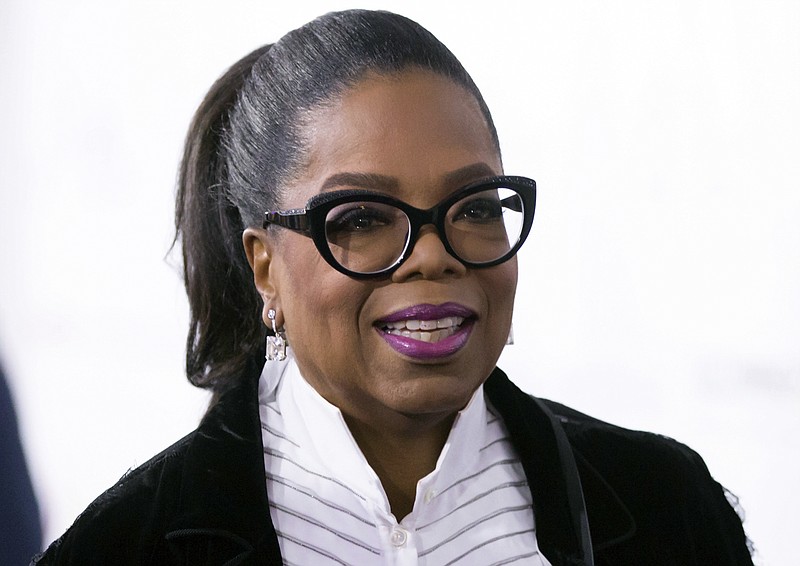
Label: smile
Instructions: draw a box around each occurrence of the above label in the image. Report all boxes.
[376,303,475,359]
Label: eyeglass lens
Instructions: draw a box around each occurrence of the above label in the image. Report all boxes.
[324,202,411,274]
[323,187,524,274]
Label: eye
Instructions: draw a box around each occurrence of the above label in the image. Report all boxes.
[325,204,395,235]
[451,196,504,223]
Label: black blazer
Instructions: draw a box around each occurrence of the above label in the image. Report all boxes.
[34,361,753,565]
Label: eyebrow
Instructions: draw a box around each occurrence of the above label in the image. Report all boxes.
[320,172,399,192]
[442,162,498,187]
[318,162,498,194]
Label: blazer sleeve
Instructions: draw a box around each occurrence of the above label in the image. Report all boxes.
[681,447,754,564]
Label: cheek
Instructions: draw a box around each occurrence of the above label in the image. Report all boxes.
[277,242,369,345]
[488,262,518,313]
[481,266,518,368]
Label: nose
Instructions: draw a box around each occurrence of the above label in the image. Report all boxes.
[391,225,467,281]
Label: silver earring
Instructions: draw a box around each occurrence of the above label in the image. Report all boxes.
[266,308,287,361]
[505,324,514,346]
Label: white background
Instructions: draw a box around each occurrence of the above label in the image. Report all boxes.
[1,1,797,564]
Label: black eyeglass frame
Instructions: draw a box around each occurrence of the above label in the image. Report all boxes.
[262,175,537,279]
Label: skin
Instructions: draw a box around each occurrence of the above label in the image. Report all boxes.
[244,69,517,519]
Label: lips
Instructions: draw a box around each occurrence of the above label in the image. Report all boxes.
[375,303,476,359]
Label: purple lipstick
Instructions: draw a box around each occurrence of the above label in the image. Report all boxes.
[376,303,476,359]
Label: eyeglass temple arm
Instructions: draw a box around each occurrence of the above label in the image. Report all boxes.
[500,194,524,213]
[263,210,311,234]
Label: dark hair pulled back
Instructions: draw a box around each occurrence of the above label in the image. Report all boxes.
[175,9,500,396]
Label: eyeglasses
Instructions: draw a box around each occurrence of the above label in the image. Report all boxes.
[263,175,536,279]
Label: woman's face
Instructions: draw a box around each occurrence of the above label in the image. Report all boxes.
[246,69,516,430]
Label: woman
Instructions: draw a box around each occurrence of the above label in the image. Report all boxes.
[35,10,752,565]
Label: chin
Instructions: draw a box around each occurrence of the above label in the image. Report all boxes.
[388,374,481,416]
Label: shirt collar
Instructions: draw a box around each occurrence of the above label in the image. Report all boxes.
[265,355,489,518]
[414,382,487,511]
[283,357,387,507]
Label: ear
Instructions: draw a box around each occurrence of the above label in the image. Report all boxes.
[243,227,280,323]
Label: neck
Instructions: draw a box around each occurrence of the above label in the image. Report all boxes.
[344,412,456,520]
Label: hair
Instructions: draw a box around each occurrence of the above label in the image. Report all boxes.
[174,9,500,398]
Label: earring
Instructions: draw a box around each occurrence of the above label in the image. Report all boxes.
[266,308,287,361]
[505,324,514,346]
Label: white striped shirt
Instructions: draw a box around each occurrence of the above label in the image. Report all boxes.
[258,355,552,565]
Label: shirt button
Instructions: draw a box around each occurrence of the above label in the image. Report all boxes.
[390,528,408,547]
[424,488,437,503]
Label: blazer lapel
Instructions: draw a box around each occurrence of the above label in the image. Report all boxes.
[485,368,635,564]
[570,449,636,551]
[164,359,283,565]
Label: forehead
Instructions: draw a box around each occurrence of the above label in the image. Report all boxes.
[287,69,502,206]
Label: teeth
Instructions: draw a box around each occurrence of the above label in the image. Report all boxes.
[437,317,453,329]
[382,316,465,343]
